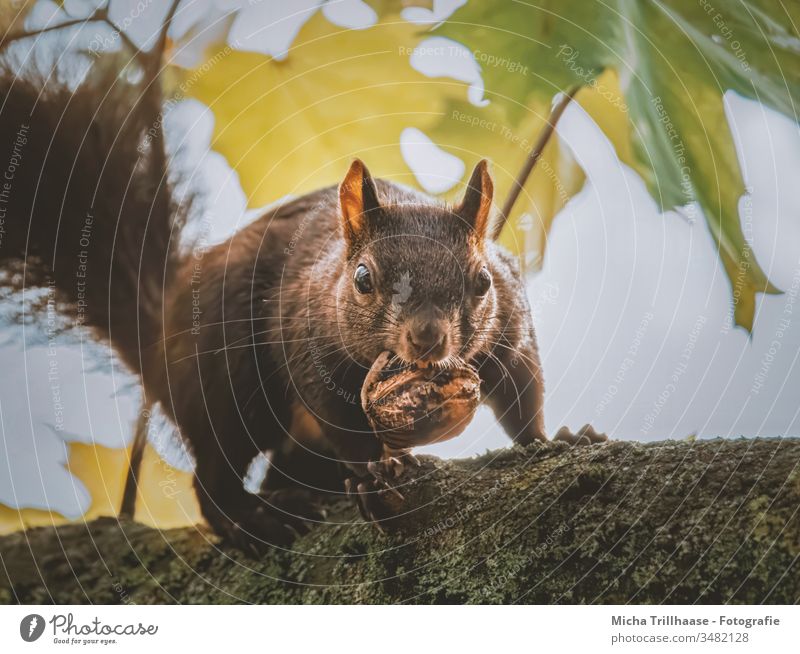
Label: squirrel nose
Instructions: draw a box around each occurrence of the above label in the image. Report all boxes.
[405,319,449,361]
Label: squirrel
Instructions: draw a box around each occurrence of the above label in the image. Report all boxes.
[0,63,605,553]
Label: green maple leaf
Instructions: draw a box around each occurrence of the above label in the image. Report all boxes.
[438,0,799,330]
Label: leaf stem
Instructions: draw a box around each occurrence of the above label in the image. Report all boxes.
[493,84,582,240]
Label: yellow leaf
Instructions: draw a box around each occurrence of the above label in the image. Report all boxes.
[431,96,585,271]
[66,440,130,519]
[0,441,127,535]
[133,444,199,529]
[0,441,199,534]
[574,70,635,168]
[0,504,63,536]
[189,14,461,207]
[69,440,199,529]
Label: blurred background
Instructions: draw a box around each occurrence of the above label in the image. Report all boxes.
[1,0,798,533]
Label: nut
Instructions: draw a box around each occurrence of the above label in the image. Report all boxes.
[361,351,481,451]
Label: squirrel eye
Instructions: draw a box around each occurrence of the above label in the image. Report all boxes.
[475,267,492,297]
[353,263,373,294]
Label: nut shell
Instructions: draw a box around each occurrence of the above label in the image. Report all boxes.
[361,351,481,450]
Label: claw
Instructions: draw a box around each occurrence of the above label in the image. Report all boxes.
[363,467,405,501]
[383,483,404,501]
[554,424,609,447]
[366,463,405,500]
[354,483,371,522]
[380,446,421,476]
[366,460,384,478]
[554,425,573,442]
[578,423,608,443]
[345,460,406,530]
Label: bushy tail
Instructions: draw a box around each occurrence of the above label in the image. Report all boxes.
[0,64,184,374]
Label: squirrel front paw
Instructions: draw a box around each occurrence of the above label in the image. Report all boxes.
[344,459,407,528]
[553,423,609,446]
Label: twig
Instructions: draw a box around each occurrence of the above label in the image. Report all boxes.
[1,16,98,50]
[1,7,106,52]
[0,6,143,59]
[492,84,582,240]
[101,16,140,57]
[120,404,151,519]
[142,0,181,81]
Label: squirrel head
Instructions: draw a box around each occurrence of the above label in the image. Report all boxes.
[335,159,499,366]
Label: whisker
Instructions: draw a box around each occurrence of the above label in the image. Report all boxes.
[485,349,522,407]
[483,340,541,370]
[171,335,328,364]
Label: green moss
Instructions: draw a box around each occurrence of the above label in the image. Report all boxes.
[2,439,799,603]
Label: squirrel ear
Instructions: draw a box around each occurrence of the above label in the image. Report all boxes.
[457,159,494,241]
[339,159,380,247]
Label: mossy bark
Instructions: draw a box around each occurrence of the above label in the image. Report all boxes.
[2,438,799,604]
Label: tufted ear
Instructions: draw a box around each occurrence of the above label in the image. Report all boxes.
[457,159,494,241]
[339,159,381,248]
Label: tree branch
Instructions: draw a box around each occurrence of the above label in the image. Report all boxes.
[2,438,798,604]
